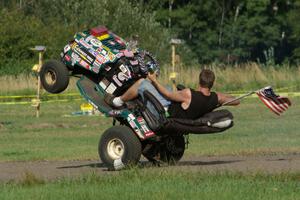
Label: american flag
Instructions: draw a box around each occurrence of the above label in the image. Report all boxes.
[256,87,291,116]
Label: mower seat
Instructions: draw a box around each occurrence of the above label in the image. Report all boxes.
[141,90,233,135]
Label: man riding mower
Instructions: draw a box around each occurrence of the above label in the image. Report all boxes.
[39,26,234,170]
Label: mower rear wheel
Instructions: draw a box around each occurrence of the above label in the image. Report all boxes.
[160,136,185,164]
[99,126,142,170]
[142,136,185,165]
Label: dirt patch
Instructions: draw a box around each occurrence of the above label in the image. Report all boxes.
[24,123,59,130]
[0,154,299,183]
[23,122,101,130]
[0,121,12,130]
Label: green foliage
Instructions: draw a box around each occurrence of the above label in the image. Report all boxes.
[0,0,171,75]
[138,0,300,64]
[1,0,300,75]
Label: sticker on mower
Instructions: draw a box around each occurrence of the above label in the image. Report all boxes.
[137,117,155,138]
[90,38,102,47]
[127,115,144,139]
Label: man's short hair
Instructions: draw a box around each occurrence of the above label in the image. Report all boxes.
[199,69,215,89]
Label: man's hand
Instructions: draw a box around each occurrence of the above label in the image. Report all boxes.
[147,72,157,82]
[147,71,190,105]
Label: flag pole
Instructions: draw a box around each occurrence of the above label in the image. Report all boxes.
[221,91,256,106]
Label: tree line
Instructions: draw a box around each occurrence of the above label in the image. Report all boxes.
[133,0,300,64]
[0,0,299,75]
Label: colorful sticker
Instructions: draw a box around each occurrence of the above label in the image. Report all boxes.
[64,54,71,62]
[90,38,102,47]
[112,74,122,87]
[145,131,155,137]
[116,52,124,58]
[63,44,71,53]
[99,81,108,90]
[79,60,90,69]
[71,53,81,66]
[128,114,135,120]
[101,49,107,55]
[92,66,100,73]
[109,40,116,46]
[108,52,116,62]
[79,38,92,49]
[96,54,107,64]
[85,35,93,42]
[105,83,117,94]
[104,65,111,71]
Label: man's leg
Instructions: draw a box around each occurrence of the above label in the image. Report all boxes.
[120,78,144,102]
[106,78,144,107]
[106,78,170,108]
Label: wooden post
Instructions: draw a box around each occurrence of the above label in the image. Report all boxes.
[30,46,46,118]
[171,43,176,91]
[170,39,182,91]
[36,51,44,117]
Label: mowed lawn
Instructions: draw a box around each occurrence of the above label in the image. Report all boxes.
[0,96,299,161]
[0,170,299,200]
[0,97,299,200]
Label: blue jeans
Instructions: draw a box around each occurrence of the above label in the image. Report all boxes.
[138,79,171,116]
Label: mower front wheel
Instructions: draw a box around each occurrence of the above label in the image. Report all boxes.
[40,60,69,93]
[99,126,142,170]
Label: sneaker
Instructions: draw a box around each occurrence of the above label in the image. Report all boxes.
[104,93,124,109]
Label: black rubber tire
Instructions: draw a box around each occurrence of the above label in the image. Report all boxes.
[160,136,185,164]
[142,136,185,165]
[99,126,142,169]
[40,60,69,93]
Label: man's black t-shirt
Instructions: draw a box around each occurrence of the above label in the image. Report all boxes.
[168,89,218,119]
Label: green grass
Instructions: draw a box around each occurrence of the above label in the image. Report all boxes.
[0,170,299,200]
[187,97,300,156]
[0,101,112,161]
[0,97,299,161]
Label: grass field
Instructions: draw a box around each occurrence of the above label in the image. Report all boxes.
[0,97,299,162]
[0,72,299,199]
[0,170,299,200]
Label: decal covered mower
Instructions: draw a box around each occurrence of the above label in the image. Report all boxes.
[40,26,234,169]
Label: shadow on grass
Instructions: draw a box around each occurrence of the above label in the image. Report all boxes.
[57,162,106,169]
[57,159,242,170]
[177,160,242,166]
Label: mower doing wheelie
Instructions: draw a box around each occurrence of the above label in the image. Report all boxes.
[40,26,234,170]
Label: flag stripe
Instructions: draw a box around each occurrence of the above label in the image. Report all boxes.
[278,97,291,106]
[257,93,281,115]
[256,88,291,116]
[263,98,282,115]
[268,99,285,113]
[277,99,288,110]
[268,97,286,112]
[278,98,290,108]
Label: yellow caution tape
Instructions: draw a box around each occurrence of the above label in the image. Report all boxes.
[0,93,80,99]
[226,85,298,94]
[0,91,299,106]
[0,98,83,105]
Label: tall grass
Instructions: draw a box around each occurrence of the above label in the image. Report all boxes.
[0,63,299,96]
[160,63,300,92]
[0,75,78,96]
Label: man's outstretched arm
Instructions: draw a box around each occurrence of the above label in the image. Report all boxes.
[217,92,240,106]
[148,73,189,103]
